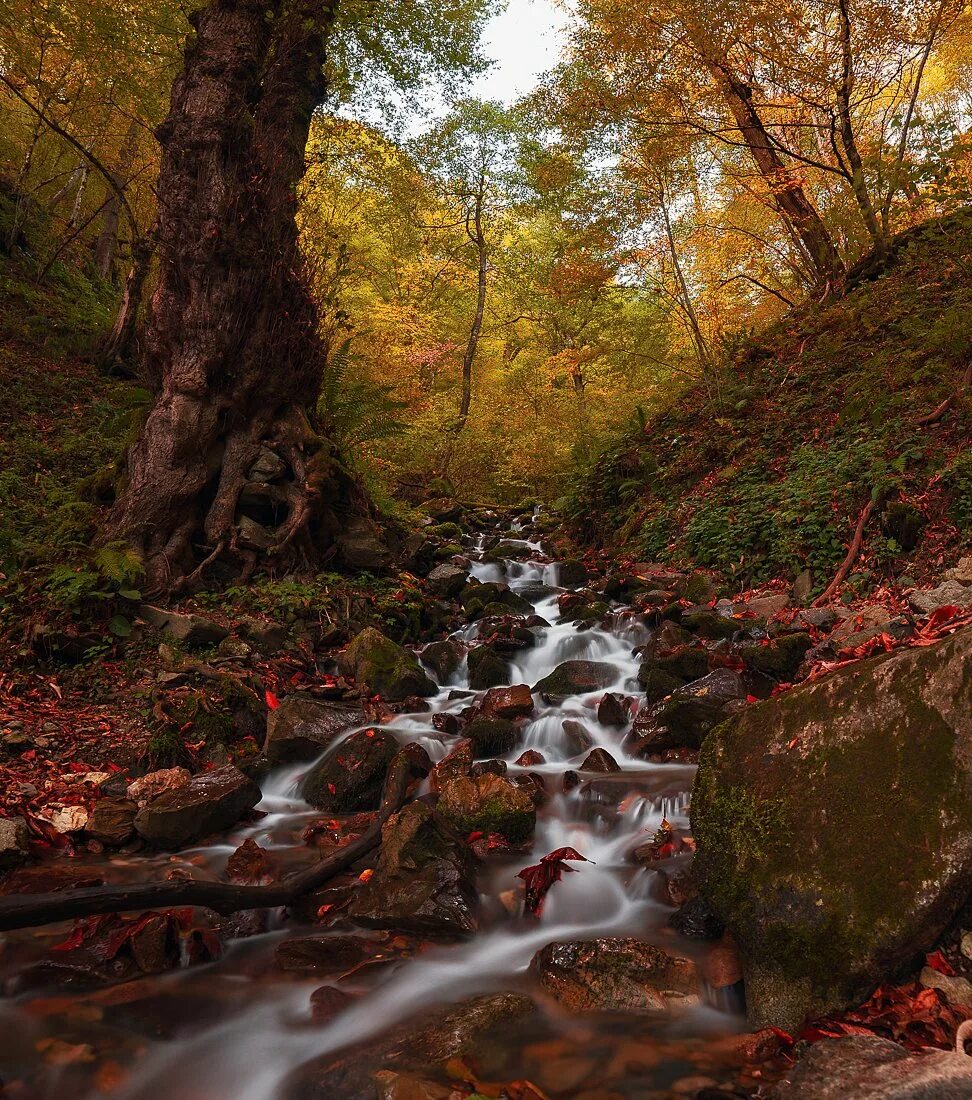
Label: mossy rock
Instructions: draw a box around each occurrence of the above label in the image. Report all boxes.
[467,644,509,690]
[640,667,683,705]
[738,632,813,681]
[692,626,972,1031]
[680,609,737,640]
[534,660,616,699]
[464,718,519,758]
[436,773,536,843]
[302,728,399,811]
[339,627,435,702]
[639,647,710,687]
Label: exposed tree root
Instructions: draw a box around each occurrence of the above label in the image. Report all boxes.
[0,751,422,933]
[813,498,876,607]
[917,361,972,426]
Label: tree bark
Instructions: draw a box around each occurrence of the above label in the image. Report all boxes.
[457,188,487,431]
[107,0,357,592]
[94,120,140,281]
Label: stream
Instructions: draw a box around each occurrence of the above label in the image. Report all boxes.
[1,512,755,1099]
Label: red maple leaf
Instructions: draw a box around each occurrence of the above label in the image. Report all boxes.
[516,846,591,917]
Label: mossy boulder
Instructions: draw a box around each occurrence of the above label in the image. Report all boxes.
[436,773,536,843]
[692,627,972,1031]
[264,695,367,764]
[533,660,616,699]
[339,628,436,702]
[739,632,813,681]
[460,582,532,620]
[639,646,710,687]
[680,609,737,640]
[466,644,509,690]
[421,638,466,682]
[301,728,399,811]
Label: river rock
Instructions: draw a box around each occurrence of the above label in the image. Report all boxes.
[302,729,399,811]
[556,559,588,587]
[692,626,972,1030]
[739,632,813,681]
[639,646,710,687]
[680,609,737,640]
[637,669,745,751]
[274,935,375,974]
[464,717,519,758]
[597,692,630,727]
[466,644,509,690]
[138,605,228,646]
[480,684,534,719]
[126,767,191,806]
[909,580,972,615]
[420,638,465,681]
[429,739,473,791]
[436,773,536,843]
[348,801,478,934]
[581,747,621,772]
[769,1035,972,1099]
[134,765,261,847]
[265,696,367,764]
[460,581,532,619]
[561,719,594,755]
[85,798,136,846]
[533,660,616,698]
[425,563,468,598]
[531,937,697,1012]
[339,628,435,702]
[0,816,29,870]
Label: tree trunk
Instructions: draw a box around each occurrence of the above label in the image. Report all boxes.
[98,231,155,374]
[95,120,140,281]
[107,0,358,592]
[457,190,487,431]
[703,57,845,284]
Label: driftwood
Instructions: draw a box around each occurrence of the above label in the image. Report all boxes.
[0,752,418,933]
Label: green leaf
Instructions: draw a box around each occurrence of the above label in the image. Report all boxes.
[118,588,142,600]
[109,615,132,637]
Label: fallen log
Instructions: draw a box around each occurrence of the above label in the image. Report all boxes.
[0,751,420,933]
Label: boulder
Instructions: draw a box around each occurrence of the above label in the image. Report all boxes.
[597,693,630,727]
[464,718,519,758]
[0,816,29,870]
[480,684,534,719]
[238,617,289,654]
[348,801,479,934]
[429,739,474,791]
[739,633,813,681]
[909,580,972,615]
[533,660,616,698]
[945,556,972,585]
[339,628,436,702]
[556,559,588,587]
[85,798,136,846]
[640,667,684,706]
[138,606,228,647]
[561,719,594,755]
[769,1035,972,1099]
[134,765,261,847]
[274,935,375,974]
[436,773,536,843]
[581,748,621,773]
[301,729,399,811]
[264,696,367,764]
[420,638,465,682]
[692,627,972,1030]
[466,645,509,690]
[531,937,697,1012]
[680,609,738,640]
[639,646,710,688]
[636,669,745,752]
[126,767,191,806]
[338,517,391,571]
[460,582,532,619]
[425,563,468,598]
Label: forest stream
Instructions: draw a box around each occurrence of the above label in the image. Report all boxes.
[0,511,762,1100]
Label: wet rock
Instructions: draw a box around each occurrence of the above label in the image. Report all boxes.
[692,626,972,1030]
[420,638,465,682]
[469,758,508,779]
[680,609,737,641]
[425,563,468,598]
[275,935,375,974]
[640,667,685,706]
[408,991,537,1062]
[302,729,399,812]
[556,559,589,587]
[481,684,534,719]
[464,717,519,758]
[138,605,228,646]
[310,985,355,1024]
[339,628,435,702]
[430,712,463,736]
[562,769,581,792]
[561,719,594,755]
[466,644,509,690]
[769,1034,972,1099]
[460,581,532,619]
[739,632,813,681]
[85,799,136,846]
[669,896,725,941]
[436,773,536,843]
[339,517,391,571]
[429,739,473,791]
[643,620,695,657]
[0,816,29,870]
[532,937,697,1012]
[641,669,745,751]
[477,615,540,653]
[265,696,367,764]
[516,749,545,766]
[134,765,261,847]
[349,801,478,934]
[373,1071,455,1100]
[909,580,972,615]
[581,747,621,773]
[126,768,191,806]
[597,692,630,727]
[533,660,616,699]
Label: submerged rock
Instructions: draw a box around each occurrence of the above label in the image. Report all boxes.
[349,801,478,934]
[264,696,366,764]
[134,765,261,847]
[692,626,972,1030]
[339,628,435,702]
[436,773,536,843]
[531,937,697,1012]
[302,729,399,812]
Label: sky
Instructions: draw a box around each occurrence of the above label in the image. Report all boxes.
[472,0,571,104]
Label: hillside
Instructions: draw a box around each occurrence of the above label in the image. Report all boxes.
[566,210,972,598]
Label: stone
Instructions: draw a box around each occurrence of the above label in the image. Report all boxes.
[338,516,391,571]
[640,667,684,706]
[909,580,972,615]
[739,632,813,681]
[769,1035,972,1099]
[420,638,465,682]
[264,695,367,764]
[339,628,435,702]
[642,620,695,657]
[597,693,630,727]
[533,660,616,698]
[531,937,697,1012]
[85,799,136,846]
[919,966,972,1006]
[581,747,621,772]
[739,593,790,619]
[348,802,479,934]
[680,609,738,640]
[460,581,532,619]
[274,935,374,974]
[791,571,814,605]
[669,895,725,940]
[0,816,29,870]
[134,765,261,847]
[436,773,536,843]
[238,617,289,654]
[639,646,710,688]
[692,626,972,1030]
[561,719,594,755]
[138,606,228,647]
[470,758,507,779]
[302,728,399,811]
[480,684,534,719]
[946,556,972,585]
[556,559,589,587]
[217,636,251,659]
[466,644,509,690]
[126,768,191,806]
[429,739,473,791]
[464,718,519,758]
[237,514,275,551]
[644,669,745,750]
[425,563,468,598]
[247,446,287,483]
[516,750,545,766]
[703,936,744,989]
[373,1071,456,1100]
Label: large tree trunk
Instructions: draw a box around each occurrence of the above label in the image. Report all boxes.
[108,0,358,592]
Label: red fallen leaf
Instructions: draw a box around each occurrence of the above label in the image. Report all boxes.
[265,690,280,710]
[357,868,374,883]
[516,846,591,917]
[467,832,521,859]
[769,1026,795,1048]
[926,950,957,976]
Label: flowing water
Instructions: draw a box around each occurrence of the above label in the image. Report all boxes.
[1,514,754,1099]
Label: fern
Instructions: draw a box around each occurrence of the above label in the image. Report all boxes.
[319,337,408,447]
